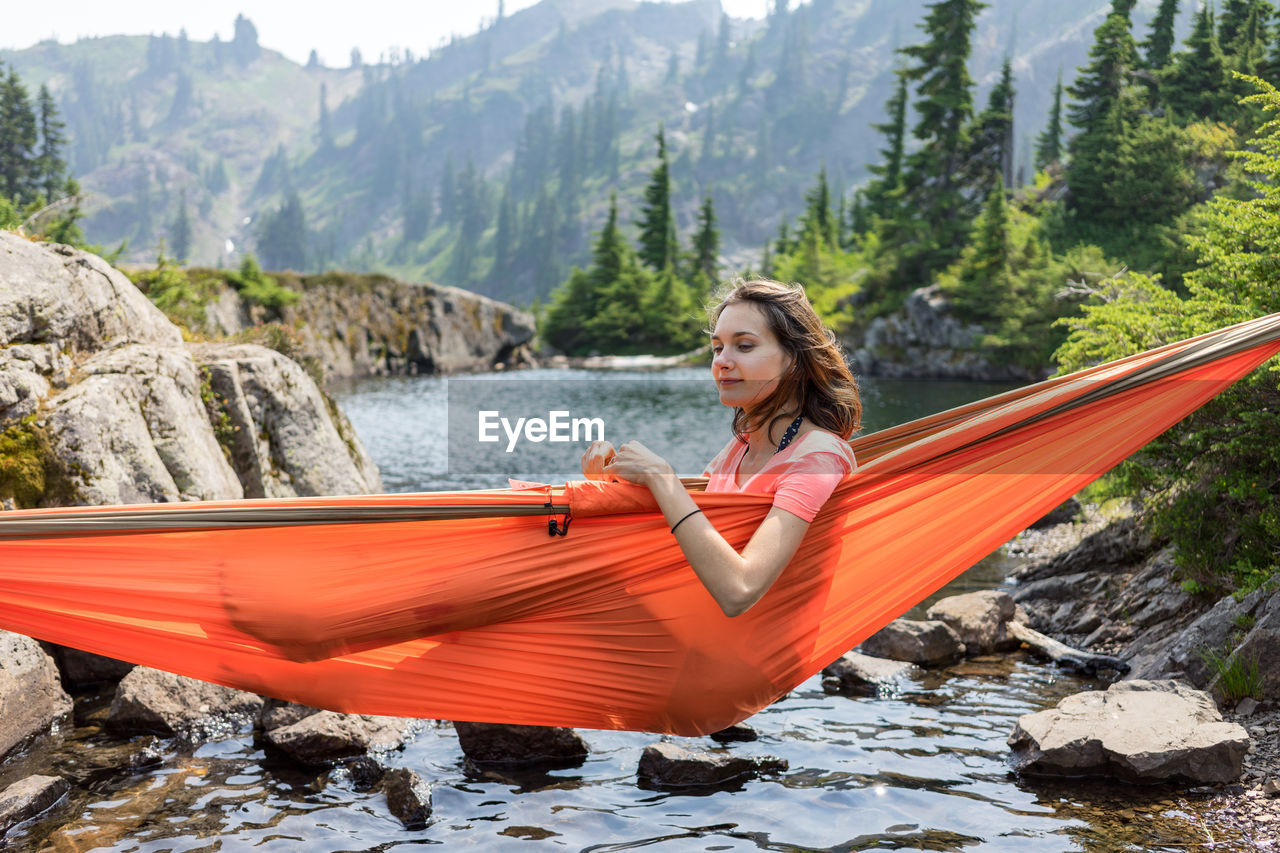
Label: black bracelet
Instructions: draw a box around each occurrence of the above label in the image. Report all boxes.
[670,508,703,535]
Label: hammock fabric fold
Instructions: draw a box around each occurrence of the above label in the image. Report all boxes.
[2,315,1280,736]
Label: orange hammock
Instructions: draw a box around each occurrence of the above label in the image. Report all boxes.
[2,315,1279,736]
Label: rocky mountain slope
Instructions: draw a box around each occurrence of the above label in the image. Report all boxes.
[1,0,1186,302]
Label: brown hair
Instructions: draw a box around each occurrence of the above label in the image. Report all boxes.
[708,278,862,442]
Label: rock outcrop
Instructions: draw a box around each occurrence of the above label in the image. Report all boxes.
[859,617,966,665]
[196,271,536,379]
[636,742,787,790]
[107,667,265,741]
[0,774,68,836]
[1008,680,1250,784]
[263,711,418,768]
[847,285,1048,381]
[1011,511,1280,705]
[0,631,72,761]
[0,232,382,509]
[382,768,433,829]
[453,722,589,768]
[822,651,917,696]
[926,590,1025,655]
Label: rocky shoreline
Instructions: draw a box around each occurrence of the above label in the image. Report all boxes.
[1005,502,1280,842]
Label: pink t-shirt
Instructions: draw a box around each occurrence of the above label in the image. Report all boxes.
[703,430,857,522]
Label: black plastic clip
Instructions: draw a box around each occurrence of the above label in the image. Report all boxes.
[546,500,572,537]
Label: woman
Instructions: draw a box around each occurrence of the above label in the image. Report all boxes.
[581,278,861,617]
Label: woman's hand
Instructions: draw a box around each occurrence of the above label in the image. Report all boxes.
[603,440,676,489]
[581,440,617,481]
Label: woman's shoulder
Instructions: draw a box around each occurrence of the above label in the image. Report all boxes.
[786,428,856,468]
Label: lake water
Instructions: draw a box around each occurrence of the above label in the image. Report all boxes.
[15,370,1257,851]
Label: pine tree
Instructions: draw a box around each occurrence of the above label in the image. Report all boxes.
[256,188,308,271]
[1220,0,1254,52]
[1142,0,1180,69]
[691,193,720,291]
[231,14,260,66]
[897,0,989,269]
[0,65,38,203]
[1068,9,1140,133]
[964,58,1016,193]
[36,84,67,203]
[1163,4,1230,121]
[864,69,908,218]
[1034,73,1064,170]
[1065,6,1143,227]
[318,83,335,153]
[170,189,193,262]
[944,174,1010,322]
[798,167,835,248]
[1227,1,1274,74]
[636,126,679,272]
[490,184,517,286]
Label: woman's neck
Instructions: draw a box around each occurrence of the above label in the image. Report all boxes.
[744,406,801,455]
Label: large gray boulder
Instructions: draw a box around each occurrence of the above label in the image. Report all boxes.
[40,344,245,504]
[0,631,73,761]
[0,234,382,508]
[637,742,787,789]
[453,722,589,767]
[1008,680,1250,784]
[0,774,69,836]
[190,344,381,497]
[849,285,1045,381]
[822,651,917,696]
[926,590,1023,655]
[198,274,536,379]
[0,232,179,358]
[107,666,265,741]
[382,768,433,829]
[859,617,966,666]
[264,711,418,768]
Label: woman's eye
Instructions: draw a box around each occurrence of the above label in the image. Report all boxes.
[738,344,753,352]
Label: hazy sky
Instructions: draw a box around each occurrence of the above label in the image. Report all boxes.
[2,1,770,67]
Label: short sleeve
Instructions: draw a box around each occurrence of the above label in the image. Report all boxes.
[769,450,855,522]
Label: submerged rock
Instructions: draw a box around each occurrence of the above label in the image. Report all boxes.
[0,774,69,836]
[1008,680,1249,784]
[822,651,917,696]
[453,722,588,768]
[265,711,417,768]
[708,723,759,744]
[383,768,433,829]
[859,617,966,666]
[256,698,322,733]
[636,742,787,789]
[926,590,1023,655]
[107,666,265,741]
[0,631,73,761]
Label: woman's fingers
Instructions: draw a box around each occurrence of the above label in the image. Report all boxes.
[581,440,617,480]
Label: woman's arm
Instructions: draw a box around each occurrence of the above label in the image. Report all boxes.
[602,440,810,618]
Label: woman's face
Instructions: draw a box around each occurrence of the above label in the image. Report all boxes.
[711,301,793,411]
